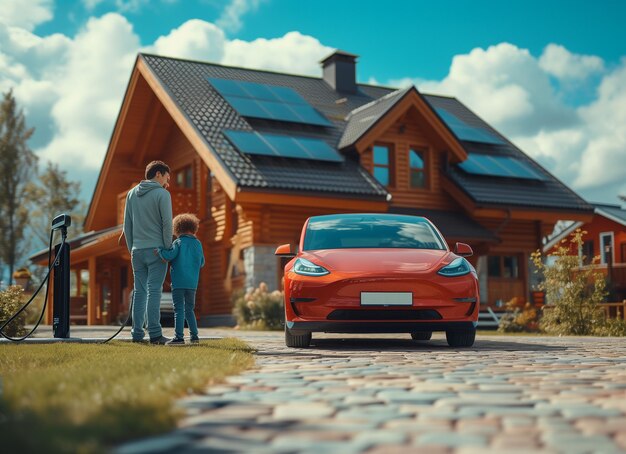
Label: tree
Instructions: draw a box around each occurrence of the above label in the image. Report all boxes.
[24,161,85,250]
[0,90,37,285]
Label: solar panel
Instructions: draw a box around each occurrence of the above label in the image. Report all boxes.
[435,108,506,145]
[458,154,545,180]
[208,78,332,127]
[223,130,344,162]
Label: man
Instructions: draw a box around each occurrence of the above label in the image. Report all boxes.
[123,160,173,344]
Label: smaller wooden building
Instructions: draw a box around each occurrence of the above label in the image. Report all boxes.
[544,203,626,300]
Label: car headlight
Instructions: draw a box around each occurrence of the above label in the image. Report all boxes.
[438,257,471,277]
[293,258,330,276]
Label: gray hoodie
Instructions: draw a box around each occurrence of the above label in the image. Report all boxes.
[123,180,173,252]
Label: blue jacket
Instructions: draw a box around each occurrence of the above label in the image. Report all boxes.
[158,235,205,290]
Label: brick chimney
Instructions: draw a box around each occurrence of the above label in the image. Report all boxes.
[321,50,358,94]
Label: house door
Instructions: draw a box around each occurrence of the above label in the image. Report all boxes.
[600,232,615,265]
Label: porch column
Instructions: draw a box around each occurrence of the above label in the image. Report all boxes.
[243,245,278,291]
[75,269,82,297]
[87,256,97,325]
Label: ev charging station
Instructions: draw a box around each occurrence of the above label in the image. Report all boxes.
[52,213,71,338]
[0,213,129,343]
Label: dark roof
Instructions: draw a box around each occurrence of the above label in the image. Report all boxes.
[388,206,499,242]
[29,225,122,264]
[140,53,591,212]
[141,54,389,199]
[424,96,592,212]
[338,87,411,149]
[595,204,626,226]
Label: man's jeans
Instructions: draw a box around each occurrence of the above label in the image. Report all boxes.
[172,288,199,339]
[131,248,167,341]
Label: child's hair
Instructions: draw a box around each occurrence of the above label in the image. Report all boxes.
[173,213,200,236]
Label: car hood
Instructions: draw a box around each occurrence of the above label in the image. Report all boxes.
[302,248,451,274]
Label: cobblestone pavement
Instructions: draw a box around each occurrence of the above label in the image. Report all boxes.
[118,331,626,454]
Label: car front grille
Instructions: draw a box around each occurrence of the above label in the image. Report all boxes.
[327,309,442,321]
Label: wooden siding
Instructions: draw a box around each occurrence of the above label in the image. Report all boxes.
[362,109,456,211]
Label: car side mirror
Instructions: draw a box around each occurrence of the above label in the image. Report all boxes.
[454,242,473,257]
[275,244,296,257]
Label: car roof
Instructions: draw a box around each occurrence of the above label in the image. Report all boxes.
[307,213,429,224]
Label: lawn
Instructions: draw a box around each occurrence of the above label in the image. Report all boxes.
[0,339,254,453]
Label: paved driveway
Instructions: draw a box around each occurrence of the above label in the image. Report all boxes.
[119,331,626,454]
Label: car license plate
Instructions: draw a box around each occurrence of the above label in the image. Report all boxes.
[360,292,413,306]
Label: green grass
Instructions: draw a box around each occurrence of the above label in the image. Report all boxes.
[0,339,254,453]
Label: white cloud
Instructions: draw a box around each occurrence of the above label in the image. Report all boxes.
[0,0,53,31]
[81,0,150,12]
[217,0,261,33]
[149,19,226,62]
[37,13,139,170]
[416,43,578,137]
[223,31,333,75]
[539,43,605,81]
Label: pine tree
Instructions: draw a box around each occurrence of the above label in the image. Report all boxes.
[0,90,37,284]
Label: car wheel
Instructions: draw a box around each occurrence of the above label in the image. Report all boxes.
[410,331,432,341]
[446,328,476,347]
[285,326,312,348]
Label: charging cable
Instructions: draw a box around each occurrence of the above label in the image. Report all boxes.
[0,230,63,341]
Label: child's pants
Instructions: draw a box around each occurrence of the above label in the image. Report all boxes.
[172,288,199,339]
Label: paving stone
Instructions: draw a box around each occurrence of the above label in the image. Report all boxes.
[114,331,626,453]
[414,432,488,447]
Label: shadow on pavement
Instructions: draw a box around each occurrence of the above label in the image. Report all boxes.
[304,337,568,352]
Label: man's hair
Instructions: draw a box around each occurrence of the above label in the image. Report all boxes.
[173,213,200,236]
[145,160,170,180]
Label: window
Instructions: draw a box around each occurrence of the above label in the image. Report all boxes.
[487,255,519,278]
[409,148,426,188]
[582,240,594,265]
[175,165,193,189]
[372,144,392,187]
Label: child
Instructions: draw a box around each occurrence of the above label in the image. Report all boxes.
[157,213,205,345]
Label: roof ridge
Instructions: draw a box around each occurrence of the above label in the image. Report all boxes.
[346,86,413,120]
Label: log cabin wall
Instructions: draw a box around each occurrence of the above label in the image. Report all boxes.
[475,218,540,305]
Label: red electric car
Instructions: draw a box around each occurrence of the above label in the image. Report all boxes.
[275,213,479,348]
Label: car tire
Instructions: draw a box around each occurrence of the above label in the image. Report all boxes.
[446,328,476,347]
[285,326,312,348]
[410,331,432,341]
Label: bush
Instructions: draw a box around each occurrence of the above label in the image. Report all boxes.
[498,296,541,333]
[0,285,27,337]
[531,228,626,336]
[232,282,284,330]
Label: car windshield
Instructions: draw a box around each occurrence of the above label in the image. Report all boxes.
[303,214,447,251]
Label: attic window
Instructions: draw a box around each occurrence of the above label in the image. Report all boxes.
[373,144,393,187]
[175,165,193,189]
[409,148,426,189]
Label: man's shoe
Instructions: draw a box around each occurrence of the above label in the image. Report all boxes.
[149,336,170,345]
[166,337,185,346]
[190,335,200,344]
[132,338,147,344]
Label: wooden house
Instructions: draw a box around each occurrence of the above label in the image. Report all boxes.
[31,50,593,325]
[544,203,626,301]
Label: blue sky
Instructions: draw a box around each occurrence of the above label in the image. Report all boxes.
[0,0,625,224]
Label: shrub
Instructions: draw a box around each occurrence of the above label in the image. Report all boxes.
[531,228,626,336]
[498,296,541,333]
[232,282,284,330]
[0,285,27,337]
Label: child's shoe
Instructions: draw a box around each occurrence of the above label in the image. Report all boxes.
[166,337,185,346]
[190,335,200,344]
